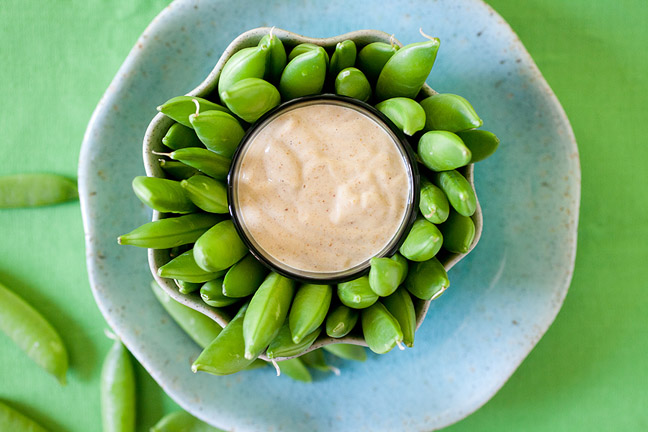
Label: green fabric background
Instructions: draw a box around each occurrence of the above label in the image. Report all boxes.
[0,0,646,430]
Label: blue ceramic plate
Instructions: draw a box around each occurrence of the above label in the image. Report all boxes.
[79,0,580,430]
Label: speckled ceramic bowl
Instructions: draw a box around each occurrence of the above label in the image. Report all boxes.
[143,27,482,359]
[79,0,579,430]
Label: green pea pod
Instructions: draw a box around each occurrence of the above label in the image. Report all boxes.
[375,38,440,101]
[434,170,477,217]
[200,279,239,307]
[217,45,268,96]
[175,279,202,294]
[101,338,135,432]
[323,343,367,361]
[118,213,222,249]
[159,160,199,180]
[162,123,203,150]
[289,284,332,343]
[243,273,295,359]
[157,96,229,128]
[419,177,450,224]
[165,148,231,180]
[456,130,500,163]
[192,303,255,375]
[287,43,330,66]
[399,218,444,262]
[361,302,404,354]
[368,256,404,297]
[222,253,269,298]
[375,97,426,136]
[188,110,245,158]
[420,93,483,132]
[391,253,409,284]
[356,41,399,82]
[405,257,449,300]
[277,357,312,382]
[418,131,472,171]
[0,400,48,432]
[266,324,321,359]
[194,220,248,272]
[0,282,68,384]
[325,304,359,338]
[279,48,327,100]
[131,176,196,214]
[337,276,379,309]
[220,78,281,123]
[299,348,333,373]
[158,249,224,283]
[383,288,416,347]
[151,281,222,348]
[150,410,224,432]
[329,40,357,77]
[334,67,372,102]
[439,211,476,254]
[259,32,287,83]
[180,175,228,214]
[0,174,77,209]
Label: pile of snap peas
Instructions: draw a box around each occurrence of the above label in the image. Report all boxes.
[119,28,499,377]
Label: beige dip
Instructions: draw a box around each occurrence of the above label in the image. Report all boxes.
[234,101,411,275]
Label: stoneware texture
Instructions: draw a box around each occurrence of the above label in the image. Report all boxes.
[78,0,580,430]
[142,27,482,359]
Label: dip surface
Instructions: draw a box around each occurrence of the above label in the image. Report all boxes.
[234,101,411,274]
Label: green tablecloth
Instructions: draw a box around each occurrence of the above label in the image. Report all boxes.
[0,0,646,430]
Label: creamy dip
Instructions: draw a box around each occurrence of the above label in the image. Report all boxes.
[233,101,411,275]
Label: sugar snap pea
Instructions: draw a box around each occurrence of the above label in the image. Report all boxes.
[188,110,245,158]
[383,288,416,347]
[287,43,330,66]
[220,78,281,123]
[434,170,477,217]
[300,348,338,374]
[375,38,440,100]
[259,32,287,83]
[337,276,379,309]
[279,48,327,100]
[334,67,372,102]
[325,304,359,338]
[218,45,268,96]
[150,410,225,432]
[193,220,248,272]
[323,343,367,361]
[159,160,198,180]
[180,174,228,214]
[101,337,135,432]
[391,253,409,284]
[243,273,295,359]
[405,257,449,300]
[399,218,444,262]
[266,324,321,359]
[151,281,221,348]
[368,256,405,297]
[375,97,426,136]
[222,253,269,298]
[175,279,202,294]
[277,357,312,382]
[419,177,450,224]
[158,249,224,283]
[0,400,48,432]
[439,210,476,254]
[162,123,203,150]
[456,129,500,163]
[418,131,472,171]
[289,284,332,343]
[420,93,482,132]
[131,176,196,214]
[200,279,239,307]
[118,213,222,249]
[159,147,231,180]
[192,304,255,375]
[361,302,404,354]
[356,41,399,82]
[0,174,77,209]
[329,40,357,77]
[157,96,229,128]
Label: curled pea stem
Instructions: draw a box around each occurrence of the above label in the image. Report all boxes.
[329,365,341,376]
[396,340,405,351]
[419,28,434,41]
[389,34,396,48]
[269,26,275,39]
[104,328,119,341]
[192,98,200,117]
[271,359,280,376]
[151,150,172,157]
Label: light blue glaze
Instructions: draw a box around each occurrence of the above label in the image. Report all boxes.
[78,0,579,430]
